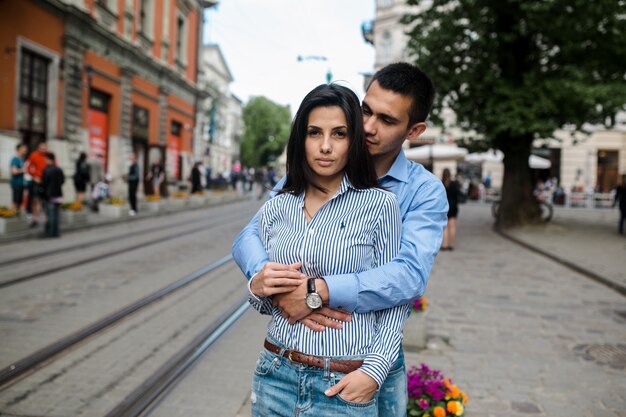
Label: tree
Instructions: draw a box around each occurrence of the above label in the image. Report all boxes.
[404,0,626,227]
[240,96,291,168]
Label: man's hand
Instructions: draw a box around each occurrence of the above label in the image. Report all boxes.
[250,262,306,297]
[324,370,378,403]
[300,307,352,331]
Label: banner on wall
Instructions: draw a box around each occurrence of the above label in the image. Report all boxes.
[88,109,108,163]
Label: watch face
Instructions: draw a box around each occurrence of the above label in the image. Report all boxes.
[306,293,323,309]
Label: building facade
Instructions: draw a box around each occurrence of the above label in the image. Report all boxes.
[195,44,242,180]
[0,0,216,204]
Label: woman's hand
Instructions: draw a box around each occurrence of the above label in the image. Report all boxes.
[324,370,378,403]
[250,262,306,297]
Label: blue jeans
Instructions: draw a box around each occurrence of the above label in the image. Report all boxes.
[378,348,407,417]
[45,202,60,237]
[251,341,407,417]
[251,343,379,417]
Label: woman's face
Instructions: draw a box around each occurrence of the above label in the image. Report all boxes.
[305,105,350,185]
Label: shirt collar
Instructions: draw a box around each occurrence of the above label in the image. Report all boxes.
[299,175,354,206]
[380,149,410,184]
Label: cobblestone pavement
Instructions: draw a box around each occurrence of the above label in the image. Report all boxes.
[406,203,626,417]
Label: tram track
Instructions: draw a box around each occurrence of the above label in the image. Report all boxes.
[0,210,234,268]
[0,255,235,388]
[0,210,247,289]
[104,297,249,417]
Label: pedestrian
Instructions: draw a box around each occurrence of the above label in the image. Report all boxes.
[90,174,111,212]
[241,83,405,416]
[190,162,202,194]
[146,160,164,197]
[127,153,140,216]
[441,168,459,250]
[25,141,49,227]
[10,143,28,214]
[41,152,65,238]
[613,174,626,235]
[233,63,448,416]
[73,152,90,204]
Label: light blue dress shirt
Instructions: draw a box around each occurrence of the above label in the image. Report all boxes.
[232,150,448,313]
[250,175,406,386]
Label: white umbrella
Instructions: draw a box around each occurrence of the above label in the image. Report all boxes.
[464,149,551,169]
[404,144,468,163]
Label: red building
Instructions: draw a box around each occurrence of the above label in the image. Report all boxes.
[0,0,216,199]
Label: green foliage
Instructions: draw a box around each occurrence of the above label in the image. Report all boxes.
[403,0,626,226]
[241,97,291,168]
[404,0,626,142]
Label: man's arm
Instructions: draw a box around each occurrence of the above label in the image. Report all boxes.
[275,179,448,318]
[325,180,448,313]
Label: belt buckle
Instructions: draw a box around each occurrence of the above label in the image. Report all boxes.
[287,350,294,362]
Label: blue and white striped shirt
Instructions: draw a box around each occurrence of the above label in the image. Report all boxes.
[251,175,408,387]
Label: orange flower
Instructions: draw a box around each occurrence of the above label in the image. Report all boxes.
[461,392,469,404]
[433,406,446,417]
[448,385,461,398]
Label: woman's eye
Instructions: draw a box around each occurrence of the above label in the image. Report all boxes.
[307,129,321,136]
[333,130,347,138]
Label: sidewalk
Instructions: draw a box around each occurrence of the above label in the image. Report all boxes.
[0,190,248,244]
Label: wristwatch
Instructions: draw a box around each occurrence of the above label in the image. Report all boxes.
[305,278,323,309]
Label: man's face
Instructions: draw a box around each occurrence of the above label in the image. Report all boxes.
[18,145,27,157]
[361,80,425,166]
[38,143,48,153]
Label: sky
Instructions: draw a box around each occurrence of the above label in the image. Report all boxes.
[203,0,376,115]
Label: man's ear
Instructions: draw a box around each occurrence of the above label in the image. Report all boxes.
[406,122,427,141]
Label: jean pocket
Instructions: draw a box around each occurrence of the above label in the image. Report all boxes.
[253,350,279,377]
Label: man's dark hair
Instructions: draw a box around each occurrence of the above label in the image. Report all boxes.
[369,62,436,126]
[16,143,26,151]
[282,83,378,195]
[46,152,55,161]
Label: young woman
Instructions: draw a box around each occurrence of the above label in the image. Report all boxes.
[246,84,406,416]
[441,168,459,250]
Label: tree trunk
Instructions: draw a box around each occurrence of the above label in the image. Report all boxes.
[497,136,540,228]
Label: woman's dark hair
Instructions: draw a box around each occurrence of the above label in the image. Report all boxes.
[78,152,87,161]
[281,83,379,195]
[442,168,452,188]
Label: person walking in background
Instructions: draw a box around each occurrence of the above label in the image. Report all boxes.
[25,141,48,227]
[190,162,202,194]
[41,152,65,238]
[146,160,164,197]
[10,143,27,214]
[441,168,459,250]
[127,153,140,216]
[613,174,626,235]
[73,152,90,204]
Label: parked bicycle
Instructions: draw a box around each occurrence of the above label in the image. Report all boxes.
[491,194,554,222]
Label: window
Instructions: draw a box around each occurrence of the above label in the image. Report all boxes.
[381,31,392,65]
[138,0,154,39]
[18,49,49,149]
[175,14,187,66]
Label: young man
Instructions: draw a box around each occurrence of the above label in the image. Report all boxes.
[10,143,28,213]
[232,63,448,415]
[25,141,49,227]
[41,152,65,238]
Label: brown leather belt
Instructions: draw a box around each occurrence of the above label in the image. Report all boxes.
[264,339,363,374]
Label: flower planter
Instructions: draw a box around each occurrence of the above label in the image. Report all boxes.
[189,195,207,207]
[0,217,30,234]
[165,198,188,211]
[140,201,163,213]
[61,210,88,225]
[403,311,427,351]
[99,204,129,218]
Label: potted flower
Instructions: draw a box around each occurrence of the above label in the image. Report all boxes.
[141,194,163,212]
[0,207,28,234]
[100,197,129,218]
[404,296,428,350]
[407,364,468,417]
[61,202,87,225]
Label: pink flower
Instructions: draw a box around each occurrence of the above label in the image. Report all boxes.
[418,398,429,409]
